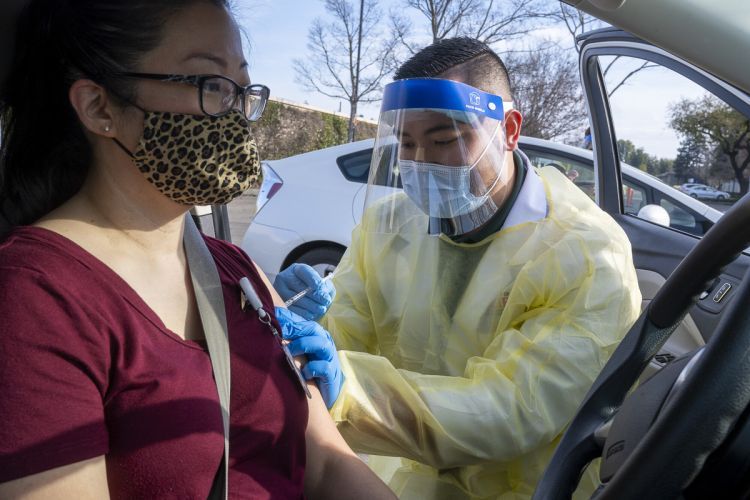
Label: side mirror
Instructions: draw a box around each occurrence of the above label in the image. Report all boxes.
[637,204,671,227]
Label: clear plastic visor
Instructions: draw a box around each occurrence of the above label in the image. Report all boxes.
[363,107,507,234]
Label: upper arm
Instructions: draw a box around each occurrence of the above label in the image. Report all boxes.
[0,269,109,483]
[252,260,285,307]
[303,384,396,499]
[303,383,353,485]
[0,456,109,499]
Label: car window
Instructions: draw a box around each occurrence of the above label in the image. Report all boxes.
[657,196,702,235]
[601,54,750,235]
[521,147,597,200]
[336,149,372,183]
[622,179,647,215]
[337,146,401,188]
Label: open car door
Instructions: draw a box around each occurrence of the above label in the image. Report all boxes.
[579,27,750,377]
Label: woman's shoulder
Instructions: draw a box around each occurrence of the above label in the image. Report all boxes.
[201,234,269,291]
[202,234,255,276]
[0,226,89,282]
[0,226,124,327]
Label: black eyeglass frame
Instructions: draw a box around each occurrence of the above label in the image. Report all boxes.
[117,72,270,122]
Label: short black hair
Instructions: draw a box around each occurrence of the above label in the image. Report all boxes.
[394,37,512,99]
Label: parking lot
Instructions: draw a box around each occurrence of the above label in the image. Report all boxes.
[227,188,258,245]
[706,200,732,212]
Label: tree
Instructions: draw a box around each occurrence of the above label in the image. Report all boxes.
[617,139,651,171]
[295,0,397,142]
[654,157,675,177]
[617,139,673,176]
[390,0,552,56]
[504,44,586,142]
[672,135,707,183]
[554,3,656,98]
[706,144,735,187]
[554,2,603,44]
[670,95,750,194]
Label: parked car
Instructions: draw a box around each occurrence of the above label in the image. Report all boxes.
[242,136,722,281]
[679,182,710,193]
[682,184,731,200]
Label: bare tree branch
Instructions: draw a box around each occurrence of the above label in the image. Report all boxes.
[602,55,620,78]
[393,0,554,55]
[606,61,659,97]
[294,0,397,141]
[505,42,587,142]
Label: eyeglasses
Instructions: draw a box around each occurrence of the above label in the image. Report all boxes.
[118,72,270,121]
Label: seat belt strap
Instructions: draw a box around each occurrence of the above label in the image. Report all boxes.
[183,215,231,500]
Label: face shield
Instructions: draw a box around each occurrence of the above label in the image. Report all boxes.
[364,78,514,236]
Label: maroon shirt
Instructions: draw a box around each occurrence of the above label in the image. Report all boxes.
[0,227,308,499]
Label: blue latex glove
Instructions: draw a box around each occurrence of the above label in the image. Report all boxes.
[274,263,336,321]
[275,306,344,409]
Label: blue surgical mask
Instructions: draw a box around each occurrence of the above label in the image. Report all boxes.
[397,116,506,219]
[398,160,493,217]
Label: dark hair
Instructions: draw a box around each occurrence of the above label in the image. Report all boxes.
[394,37,512,99]
[0,0,230,226]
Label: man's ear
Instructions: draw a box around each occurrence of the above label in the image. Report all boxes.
[68,79,117,138]
[503,109,523,151]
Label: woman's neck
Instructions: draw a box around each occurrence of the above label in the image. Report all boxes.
[36,158,189,257]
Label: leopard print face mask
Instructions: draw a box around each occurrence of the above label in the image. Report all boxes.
[116,109,260,205]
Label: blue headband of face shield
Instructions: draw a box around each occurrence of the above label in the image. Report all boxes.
[380,78,512,119]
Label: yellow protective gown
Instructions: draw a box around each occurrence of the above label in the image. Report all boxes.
[325,165,642,499]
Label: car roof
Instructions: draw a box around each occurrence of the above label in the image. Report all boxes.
[574,2,749,94]
[518,136,722,221]
[265,139,374,169]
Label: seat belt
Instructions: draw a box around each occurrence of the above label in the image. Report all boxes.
[183,214,231,500]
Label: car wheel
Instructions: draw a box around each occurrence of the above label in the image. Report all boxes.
[296,247,344,277]
[690,193,698,198]
[717,195,727,201]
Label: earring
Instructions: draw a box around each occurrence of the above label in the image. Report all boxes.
[104,123,111,132]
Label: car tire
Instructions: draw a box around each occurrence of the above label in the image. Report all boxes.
[690,193,698,198]
[717,195,727,201]
[296,247,344,277]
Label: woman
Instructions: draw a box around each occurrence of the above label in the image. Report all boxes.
[0,0,394,498]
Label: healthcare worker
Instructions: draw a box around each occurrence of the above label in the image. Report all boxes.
[278,37,641,499]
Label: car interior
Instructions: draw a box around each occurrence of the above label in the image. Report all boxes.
[533,0,750,497]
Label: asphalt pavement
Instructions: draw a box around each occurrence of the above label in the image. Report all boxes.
[705,200,732,212]
[227,188,258,245]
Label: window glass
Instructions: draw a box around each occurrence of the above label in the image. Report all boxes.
[600,55,749,235]
[338,146,401,188]
[522,147,596,201]
[658,197,699,235]
[622,180,647,215]
[337,149,372,183]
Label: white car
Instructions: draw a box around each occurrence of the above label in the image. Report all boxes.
[241,136,722,281]
[682,184,731,200]
[679,182,710,192]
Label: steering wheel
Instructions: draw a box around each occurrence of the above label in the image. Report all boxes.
[533,193,750,499]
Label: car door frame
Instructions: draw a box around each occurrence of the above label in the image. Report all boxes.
[579,28,750,340]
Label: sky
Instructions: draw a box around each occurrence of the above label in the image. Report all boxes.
[236,0,379,118]
[235,0,706,160]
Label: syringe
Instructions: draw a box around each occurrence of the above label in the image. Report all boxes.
[283,272,335,307]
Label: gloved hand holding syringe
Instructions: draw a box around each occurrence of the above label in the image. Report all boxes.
[284,272,335,307]
[274,263,337,320]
